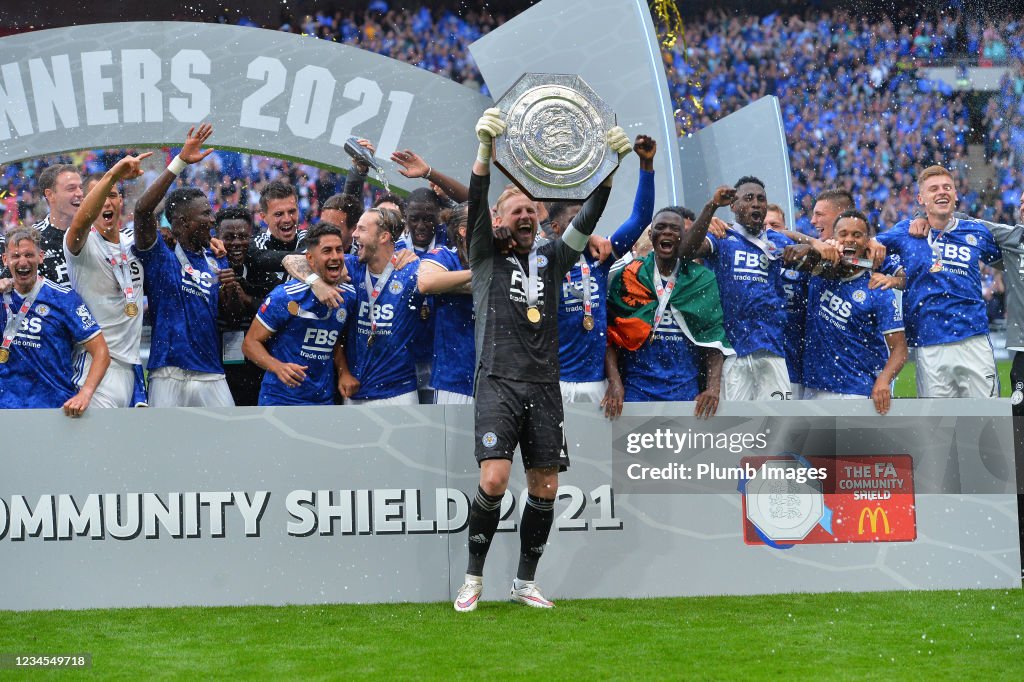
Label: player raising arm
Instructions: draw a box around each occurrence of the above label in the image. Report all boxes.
[133,125,235,407]
[453,107,631,612]
[64,152,152,408]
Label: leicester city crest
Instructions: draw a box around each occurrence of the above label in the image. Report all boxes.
[388,280,404,295]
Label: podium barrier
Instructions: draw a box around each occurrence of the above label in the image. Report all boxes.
[0,398,1018,611]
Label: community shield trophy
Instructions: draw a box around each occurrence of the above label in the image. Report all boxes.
[493,73,618,201]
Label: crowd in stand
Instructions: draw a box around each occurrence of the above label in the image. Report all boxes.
[2,5,1022,236]
[667,8,1023,234]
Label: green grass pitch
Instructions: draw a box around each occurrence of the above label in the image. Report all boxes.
[2,589,1023,678]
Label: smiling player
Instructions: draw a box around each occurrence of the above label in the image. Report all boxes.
[788,211,908,414]
[339,207,425,404]
[243,223,355,405]
[453,107,630,612]
[874,165,1002,398]
[0,228,109,416]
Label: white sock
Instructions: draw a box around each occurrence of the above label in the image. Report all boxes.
[465,573,482,585]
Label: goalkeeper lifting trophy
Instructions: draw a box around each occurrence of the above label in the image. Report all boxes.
[493,73,620,201]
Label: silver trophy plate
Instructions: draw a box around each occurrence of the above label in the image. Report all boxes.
[493,73,617,201]
[745,461,825,543]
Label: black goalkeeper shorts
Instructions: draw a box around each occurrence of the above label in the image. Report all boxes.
[473,374,569,472]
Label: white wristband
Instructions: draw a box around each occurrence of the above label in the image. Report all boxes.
[304,273,321,285]
[476,142,492,165]
[167,155,187,176]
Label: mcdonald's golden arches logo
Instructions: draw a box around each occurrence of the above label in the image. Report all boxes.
[858,507,891,535]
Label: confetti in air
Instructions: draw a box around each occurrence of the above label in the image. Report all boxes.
[649,1,704,134]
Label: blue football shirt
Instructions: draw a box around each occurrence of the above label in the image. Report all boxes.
[395,234,446,367]
[255,280,356,405]
[802,271,904,396]
[0,280,102,409]
[779,265,809,385]
[558,168,654,382]
[875,219,1001,346]
[704,226,793,357]
[136,234,228,374]
[421,247,475,396]
[345,257,424,400]
[620,309,701,402]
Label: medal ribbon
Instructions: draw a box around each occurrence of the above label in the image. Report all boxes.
[652,261,680,331]
[512,246,540,311]
[565,255,593,318]
[730,225,779,261]
[2,278,43,355]
[926,218,957,269]
[94,228,137,308]
[364,254,399,338]
[175,243,220,284]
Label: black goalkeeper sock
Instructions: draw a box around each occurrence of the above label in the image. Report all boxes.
[466,486,503,576]
[517,494,555,582]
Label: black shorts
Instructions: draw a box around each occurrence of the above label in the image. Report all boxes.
[474,374,569,471]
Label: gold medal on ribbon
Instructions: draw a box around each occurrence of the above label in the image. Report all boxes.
[124,302,139,318]
[930,261,943,273]
[582,314,595,331]
[420,304,430,320]
[526,306,541,324]
[0,348,9,363]
[287,301,300,315]
[367,334,375,348]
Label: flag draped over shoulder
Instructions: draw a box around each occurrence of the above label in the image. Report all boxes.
[607,253,733,353]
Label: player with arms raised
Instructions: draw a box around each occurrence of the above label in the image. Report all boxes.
[677,179,794,400]
[64,153,152,408]
[133,125,235,407]
[453,108,631,611]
